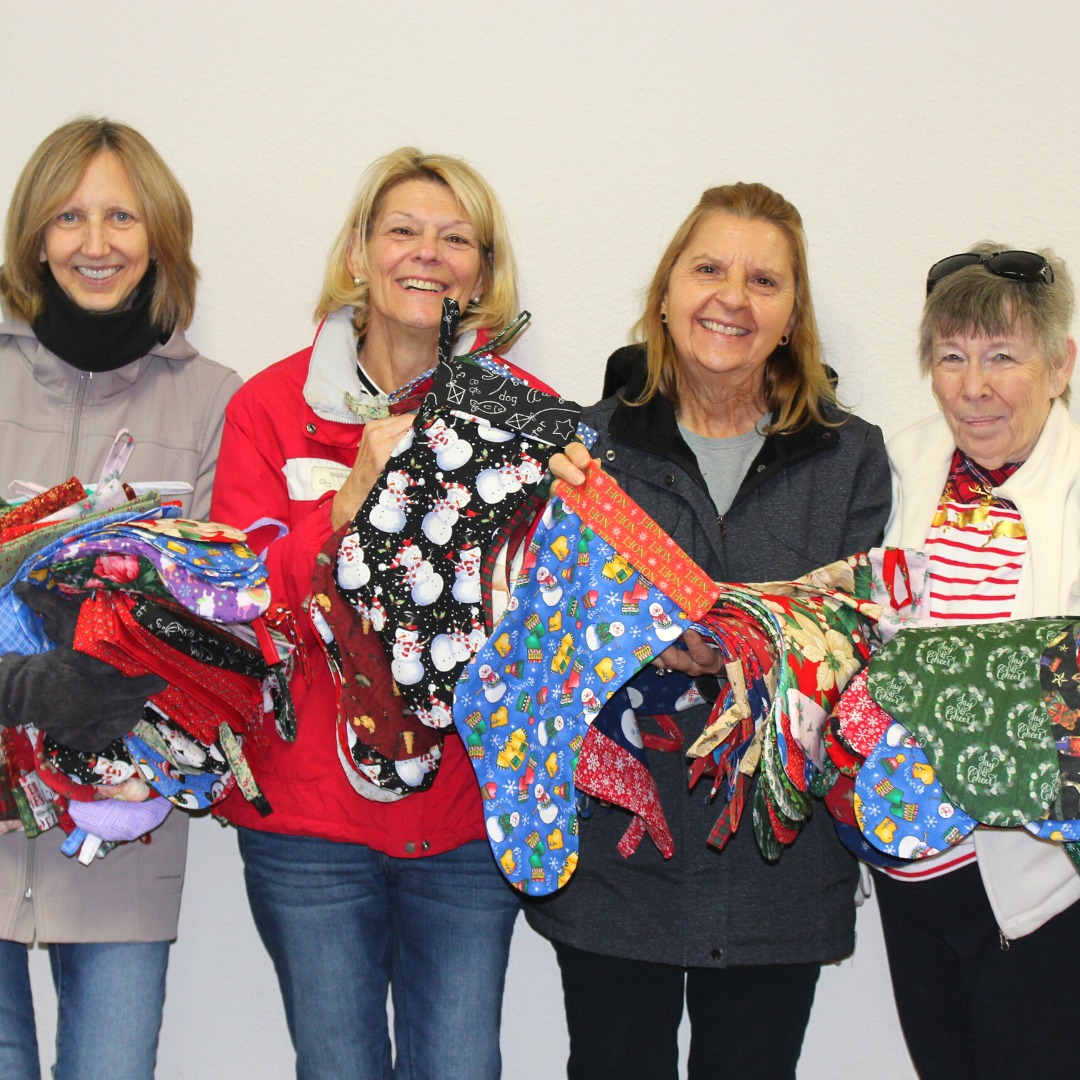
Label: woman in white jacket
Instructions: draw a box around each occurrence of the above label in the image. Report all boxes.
[877,243,1080,1079]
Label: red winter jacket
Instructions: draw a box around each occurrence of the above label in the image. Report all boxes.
[210,319,544,855]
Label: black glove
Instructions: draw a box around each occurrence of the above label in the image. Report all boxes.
[0,583,166,752]
[14,580,83,645]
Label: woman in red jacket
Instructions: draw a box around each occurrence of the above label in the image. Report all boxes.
[211,148,532,1080]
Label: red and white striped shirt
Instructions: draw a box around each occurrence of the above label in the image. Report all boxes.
[885,450,1026,882]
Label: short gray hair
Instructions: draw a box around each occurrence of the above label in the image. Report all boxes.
[919,241,1074,404]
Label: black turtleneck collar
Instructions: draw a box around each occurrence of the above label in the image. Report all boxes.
[32,263,169,373]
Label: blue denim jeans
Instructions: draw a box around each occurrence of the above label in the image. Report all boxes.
[0,938,169,1080]
[239,828,521,1080]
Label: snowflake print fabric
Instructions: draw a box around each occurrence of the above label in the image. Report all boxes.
[854,720,979,860]
[576,669,702,861]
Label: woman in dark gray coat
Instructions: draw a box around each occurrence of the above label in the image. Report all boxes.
[532,182,890,1080]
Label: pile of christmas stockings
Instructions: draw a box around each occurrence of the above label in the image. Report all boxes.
[0,450,293,865]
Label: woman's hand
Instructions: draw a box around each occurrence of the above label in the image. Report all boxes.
[93,776,153,802]
[330,412,417,532]
[652,629,725,678]
[548,441,593,496]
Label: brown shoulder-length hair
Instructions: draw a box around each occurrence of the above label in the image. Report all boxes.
[315,147,519,338]
[632,182,839,433]
[0,117,197,331]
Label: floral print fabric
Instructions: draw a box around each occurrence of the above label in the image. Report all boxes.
[684,555,883,861]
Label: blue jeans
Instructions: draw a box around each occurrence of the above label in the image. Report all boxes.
[0,938,169,1080]
[239,828,520,1080]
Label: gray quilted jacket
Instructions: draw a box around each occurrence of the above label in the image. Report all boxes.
[0,319,239,943]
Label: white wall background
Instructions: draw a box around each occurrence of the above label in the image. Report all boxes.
[5,2,1079,1076]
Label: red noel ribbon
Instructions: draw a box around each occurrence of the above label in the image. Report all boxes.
[558,461,720,621]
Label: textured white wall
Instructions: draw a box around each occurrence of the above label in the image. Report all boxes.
[6,1,1079,1075]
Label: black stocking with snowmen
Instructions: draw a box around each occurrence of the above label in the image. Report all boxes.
[335,306,581,797]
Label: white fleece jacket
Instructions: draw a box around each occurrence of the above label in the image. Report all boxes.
[885,400,1080,938]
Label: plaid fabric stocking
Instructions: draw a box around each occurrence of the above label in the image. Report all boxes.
[453,461,718,894]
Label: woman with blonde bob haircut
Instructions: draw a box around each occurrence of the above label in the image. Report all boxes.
[317,146,519,340]
[0,117,239,1080]
[532,180,890,1080]
[1,116,197,333]
[211,146,544,1080]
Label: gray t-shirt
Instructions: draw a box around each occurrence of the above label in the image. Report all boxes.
[678,423,765,516]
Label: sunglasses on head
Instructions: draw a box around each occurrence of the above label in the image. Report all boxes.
[926,250,1054,296]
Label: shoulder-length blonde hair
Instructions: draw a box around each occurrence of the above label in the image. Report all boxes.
[632,182,838,433]
[316,147,519,338]
[0,117,197,331]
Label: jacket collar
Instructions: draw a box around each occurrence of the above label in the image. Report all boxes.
[605,344,840,509]
[997,399,1077,505]
[0,315,196,397]
[302,307,479,424]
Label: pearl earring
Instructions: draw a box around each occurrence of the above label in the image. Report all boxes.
[353,277,363,286]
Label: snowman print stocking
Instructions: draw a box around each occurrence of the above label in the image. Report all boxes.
[311,526,446,802]
[335,346,581,797]
[453,460,719,894]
